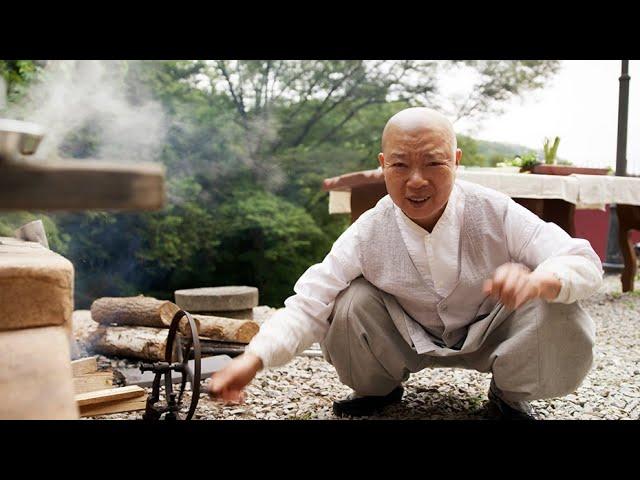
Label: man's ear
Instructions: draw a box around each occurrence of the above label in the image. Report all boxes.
[455,148,462,166]
[378,152,385,169]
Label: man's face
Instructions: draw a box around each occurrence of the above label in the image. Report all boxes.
[378,125,461,231]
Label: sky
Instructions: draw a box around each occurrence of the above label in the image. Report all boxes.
[453,60,639,174]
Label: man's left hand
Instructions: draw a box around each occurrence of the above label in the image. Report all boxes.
[483,262,562,310]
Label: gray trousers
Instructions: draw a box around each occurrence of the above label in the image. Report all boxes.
[320,277,596,403]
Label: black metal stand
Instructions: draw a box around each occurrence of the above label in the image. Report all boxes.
[604,204,624,272]
[604,61,631,272]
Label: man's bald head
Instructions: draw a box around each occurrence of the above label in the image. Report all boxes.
[377,107,462,231]
[381,107,457,156]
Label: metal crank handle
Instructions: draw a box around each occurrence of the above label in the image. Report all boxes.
[139,361,171,373]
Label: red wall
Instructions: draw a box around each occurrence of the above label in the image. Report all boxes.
[574,205,640,261]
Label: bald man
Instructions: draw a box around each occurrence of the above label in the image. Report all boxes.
[209,107,603,420]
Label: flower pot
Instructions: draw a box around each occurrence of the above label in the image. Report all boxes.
[532,165,609,176]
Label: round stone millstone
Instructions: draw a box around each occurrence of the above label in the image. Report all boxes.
[174,286,259,312]
[195,309,254,320]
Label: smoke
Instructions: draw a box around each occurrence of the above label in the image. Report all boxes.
[228,113,285,191]
[7,60,167,163]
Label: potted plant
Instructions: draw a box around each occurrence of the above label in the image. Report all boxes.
[518,152,542,173]
[532,136,609,176]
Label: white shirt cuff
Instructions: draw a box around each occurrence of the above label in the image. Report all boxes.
[534,263,571,303]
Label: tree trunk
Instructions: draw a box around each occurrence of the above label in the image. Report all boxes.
[181,314,259,344]
[91,296,180,328]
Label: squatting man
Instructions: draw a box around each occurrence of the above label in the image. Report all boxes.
[208,107,603,420]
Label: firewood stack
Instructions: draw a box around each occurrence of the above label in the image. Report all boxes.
[73,288,262,362]
[70,356,147,417]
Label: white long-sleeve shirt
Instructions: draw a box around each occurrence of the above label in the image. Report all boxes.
[246,183,604,369]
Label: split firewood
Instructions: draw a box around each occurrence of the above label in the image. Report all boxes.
[71,356,98,376]
[91,296,180,328]
[76,385,147,417]
[180,314,259,344]
[79,396,147,417]
[75,385,145,407]
[73,371,113,394]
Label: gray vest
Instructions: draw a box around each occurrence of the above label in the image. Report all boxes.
[356,179,512,353]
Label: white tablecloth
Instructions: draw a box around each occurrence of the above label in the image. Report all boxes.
[328,171,640,214]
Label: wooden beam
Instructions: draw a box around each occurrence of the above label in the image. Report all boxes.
[75,385,145,407]
[71,356,98,376]
[0,157,165,212]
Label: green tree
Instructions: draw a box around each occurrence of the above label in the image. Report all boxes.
[213,189,328,306]
[0,60,43,106]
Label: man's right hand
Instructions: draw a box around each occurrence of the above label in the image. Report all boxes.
[207,353,263,404]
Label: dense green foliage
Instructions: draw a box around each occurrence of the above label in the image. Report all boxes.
[0,60,559,307]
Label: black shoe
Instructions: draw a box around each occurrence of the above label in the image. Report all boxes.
[486,387,538,421]
[333,386,404,417]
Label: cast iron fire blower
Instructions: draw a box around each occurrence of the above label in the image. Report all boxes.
[138,309,201,420]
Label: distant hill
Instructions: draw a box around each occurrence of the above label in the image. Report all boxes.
[458,135,570,166]
[475,138,537,159]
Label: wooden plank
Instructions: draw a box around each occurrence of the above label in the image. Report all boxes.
[71,356,98,376]
[73,371,113,394]
[75,385,145,407]
[0,158,165,212]
[79,395,147,417]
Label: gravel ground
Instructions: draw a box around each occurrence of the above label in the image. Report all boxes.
[87,273,640,420]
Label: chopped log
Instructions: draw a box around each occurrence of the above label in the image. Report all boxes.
[71,356,98,376]
[73,310,167,361]
[88,325,169,361]
[79,396,147,417]
[75,385,145,407]
[74,310,255,360]
[175,286,258,312]
[181,314,259,344]
[73,371,113,394]
[91,296,180,328]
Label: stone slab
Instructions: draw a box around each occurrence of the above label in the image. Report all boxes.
[0,236,73,332]
[175,286,258,312]
[0,325,79,419]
